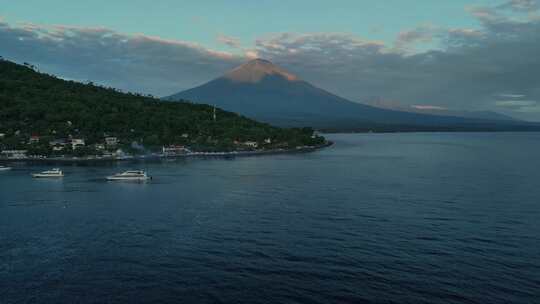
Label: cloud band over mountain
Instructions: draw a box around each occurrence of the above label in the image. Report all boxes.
[1,0,540,120]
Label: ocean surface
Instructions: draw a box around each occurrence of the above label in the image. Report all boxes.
[1,133,539,304]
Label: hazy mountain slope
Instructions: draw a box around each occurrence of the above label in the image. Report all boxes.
[167,59,539,131]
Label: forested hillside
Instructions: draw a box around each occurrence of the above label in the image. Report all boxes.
[0,59,324,155]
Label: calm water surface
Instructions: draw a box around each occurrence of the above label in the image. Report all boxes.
[1,133,539,303]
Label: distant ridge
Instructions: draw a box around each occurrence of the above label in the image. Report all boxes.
[366,100,518,121]
[167,59,540,132]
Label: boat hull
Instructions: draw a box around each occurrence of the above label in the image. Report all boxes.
[106,176,150,181]
[32,174,63,178]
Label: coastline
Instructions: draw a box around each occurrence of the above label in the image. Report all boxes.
[0,141,333,165]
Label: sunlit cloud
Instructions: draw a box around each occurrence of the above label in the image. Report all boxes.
[497,93,526,98]
[496,100,537,107]
[411,105,448,110]
[217,34,242,49]
[394,25,438,52]
[498,0,540,12]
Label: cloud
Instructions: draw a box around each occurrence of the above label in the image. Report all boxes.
[467,6,503,24]
[216,34,259,59]
[496,100,537,107]
[411,105,448,110]
[495,99,540,112]
[0,20,244,95]
[395,25,437,51]
[249,2,540,121]
[498,0,540,12]
[497,93,526,98]
[496,100,540,113]
[217,34,242,48]
[253,32,387,73]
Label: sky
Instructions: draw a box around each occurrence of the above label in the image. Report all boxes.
[1,0,540,120]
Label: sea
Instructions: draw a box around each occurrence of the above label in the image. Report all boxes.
[1,133,539,303]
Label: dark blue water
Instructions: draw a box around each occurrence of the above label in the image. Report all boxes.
[1,133,540,303]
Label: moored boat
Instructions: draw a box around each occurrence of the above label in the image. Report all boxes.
[32,168,64,178]
[0,165,12,171]
[106,170,151,181]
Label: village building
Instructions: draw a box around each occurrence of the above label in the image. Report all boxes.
[71,138,85,150]
[1,150,28,159]
[105,137,118,146]
[49,139,67,146]
[49,139,67,152]
[29,135,40,144]
[243,141,258,148]
[162,145,189,155]
[114,149,127,158]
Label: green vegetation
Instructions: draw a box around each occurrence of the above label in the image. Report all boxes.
[0,59,325,157]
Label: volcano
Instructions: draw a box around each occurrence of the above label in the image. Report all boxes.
[166,59,537,131]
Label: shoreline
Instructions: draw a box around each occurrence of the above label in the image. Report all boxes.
[0,141,333,165]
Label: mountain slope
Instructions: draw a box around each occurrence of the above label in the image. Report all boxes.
[168,59,538,131]
[0,59,324,153]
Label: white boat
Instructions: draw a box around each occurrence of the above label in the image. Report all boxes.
[32,168,64,178]
[106,170,151,181]
[0,165,12,171]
